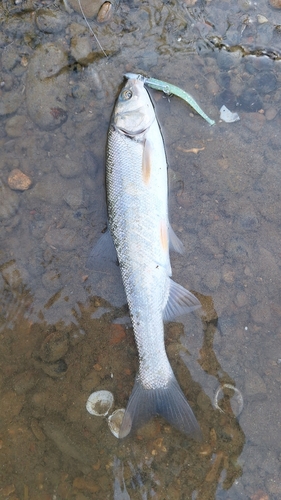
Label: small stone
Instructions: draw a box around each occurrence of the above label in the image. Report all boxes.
[0,72,14,91]
[265,107,278,120]
[1,261,28,289]
[41,268,62,291]
[238,88,263,112]
[12,370,37,394]
[73,477,99,493]
[45,228,78,250]
[269,0,281,8]
[251,301,271,324]
[8,169,32,191]
[81,369,101,391]
[204,269,221,291]
[242,112,266,133]
[35,9,69,33]
[70,34,93,64]
[0,391,25,421]
[251,71,277,94]
[5,115,28,137]
[67,0,103,18]
[57,157,83,178]
[234,291,248,307]
[251,490,269,500]
[39,358,68,378]
[244,369,267,397]
[266,477,281,495]
[40,331,69,363]
[0,90,24,116]
[109,324,126,345]
[63,187,84,209]
[1,44,19,71]
[216,49,241,70]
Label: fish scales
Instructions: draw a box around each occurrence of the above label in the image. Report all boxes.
[105,77,202,439]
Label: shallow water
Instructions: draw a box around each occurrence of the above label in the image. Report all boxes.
[0,0,281,499]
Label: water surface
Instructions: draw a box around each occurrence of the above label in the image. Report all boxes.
[0,0,281,498]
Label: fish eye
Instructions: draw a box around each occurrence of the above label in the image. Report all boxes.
[120,89,133,101]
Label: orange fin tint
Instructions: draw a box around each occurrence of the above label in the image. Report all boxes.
[142,139,152,185]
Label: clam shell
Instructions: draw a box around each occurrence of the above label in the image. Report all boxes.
[108,408,125,438]
[86,390,114,416]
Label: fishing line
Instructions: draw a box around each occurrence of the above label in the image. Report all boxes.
[77,0,108,58]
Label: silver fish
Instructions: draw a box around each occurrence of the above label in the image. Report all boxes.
[104,77,202,439]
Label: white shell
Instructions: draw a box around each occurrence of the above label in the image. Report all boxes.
[86,390,114,416]
[220,105,240,123]
[108,409,126,438]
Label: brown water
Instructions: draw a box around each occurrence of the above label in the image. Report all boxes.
[0,0,281,499]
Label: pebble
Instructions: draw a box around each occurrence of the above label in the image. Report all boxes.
[251,71,277,94]
[238,213,259,231]
[1,44,19,71]
[203,268,221,291]
[5,115,28,137]
[41,268,62,292]
[215,89,238,110]
[26,43,68,130]
[57,157,84,178]
[238,88,263,112]
[73,477,99,493]
[35,9,69,33]
[63,187,84,210]
[234,291,248,307]
[265,107,278,120]
[67,0,106,18]
[244,369,267,398]
[0,72,14,91]
[81,369,101,391]
[269,0,281,8]
[70,34,93,64]
[40,331,69,363]
[216,49,242,70]
[12,370,38,394]
[251,301,271,325]
[266,477,281,495]
[0,391,25,421]
[0,90,24,116]
[41,416,95,465]
[1,261,28,289]
[45,228,78,251]
[242,112,266,133]
[8,169,32,191]
[0,180,19,220]
[37,358,68,378]
[225,236,251,262]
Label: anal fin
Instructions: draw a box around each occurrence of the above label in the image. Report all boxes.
[163,279,201,321]
[169,225,185,254]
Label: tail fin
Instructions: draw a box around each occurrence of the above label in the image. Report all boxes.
[119,375,202,440]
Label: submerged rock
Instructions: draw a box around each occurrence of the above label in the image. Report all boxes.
[35,9,69,34]
[0,179,19,220]
[26,43,68,130]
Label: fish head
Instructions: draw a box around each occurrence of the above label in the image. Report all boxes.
[113,78,155,136]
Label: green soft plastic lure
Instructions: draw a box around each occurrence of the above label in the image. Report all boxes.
[124,73,215,126]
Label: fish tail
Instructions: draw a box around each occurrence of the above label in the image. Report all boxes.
[119,375,202,440]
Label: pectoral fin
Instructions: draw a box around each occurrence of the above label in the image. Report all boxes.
[142,139,152,185]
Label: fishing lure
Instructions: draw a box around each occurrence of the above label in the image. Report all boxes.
[125,73,215,126]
